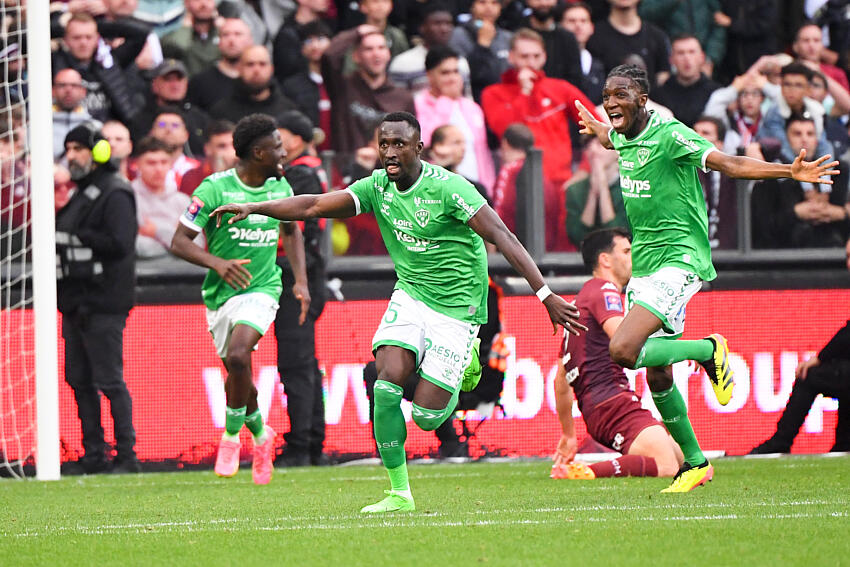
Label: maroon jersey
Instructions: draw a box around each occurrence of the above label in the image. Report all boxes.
[560,277,631,413]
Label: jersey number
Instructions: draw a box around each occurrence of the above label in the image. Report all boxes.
[384,301,401,324]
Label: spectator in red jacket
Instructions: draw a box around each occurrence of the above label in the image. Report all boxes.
[481,28,601,188]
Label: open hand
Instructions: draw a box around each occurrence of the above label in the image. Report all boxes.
[212,203,252,227]
[214,258,252,290]
[575,100,609,139]
[553,434,578,466]
[544,295,587,336]
[791,149,840,184]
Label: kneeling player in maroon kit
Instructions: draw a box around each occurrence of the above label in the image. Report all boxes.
[551,228,684,480]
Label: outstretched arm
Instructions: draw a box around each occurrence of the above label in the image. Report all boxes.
[467,204,586,335]
[574,100,614,150]
[706,148,840,183]
[211,191,357,226]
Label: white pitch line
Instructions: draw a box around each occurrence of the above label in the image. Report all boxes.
[5,502,848,538]
[7,510,848,537]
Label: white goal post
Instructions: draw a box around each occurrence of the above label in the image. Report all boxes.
[28,0,60,481]
[0,0,59,480]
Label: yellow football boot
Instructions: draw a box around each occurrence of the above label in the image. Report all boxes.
[701,334,734,406]
[661,460,713,493]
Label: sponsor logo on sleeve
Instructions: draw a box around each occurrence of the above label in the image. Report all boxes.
[185,196,204,221]
[671,130,700,153]
[451,193,478,216]
[604,292,623,312]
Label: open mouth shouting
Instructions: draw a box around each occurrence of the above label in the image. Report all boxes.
[385,162,400,176]
[608,112,625,129]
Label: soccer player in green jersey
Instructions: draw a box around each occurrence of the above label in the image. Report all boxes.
[211,111,586,513]
[171,114,311,485]
[575,65,840,492]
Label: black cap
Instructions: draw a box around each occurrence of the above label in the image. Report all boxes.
[64,122,103,150]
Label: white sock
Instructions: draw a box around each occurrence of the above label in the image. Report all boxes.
[252,427,268,445]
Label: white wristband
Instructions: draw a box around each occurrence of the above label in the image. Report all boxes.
[536,285,553,302]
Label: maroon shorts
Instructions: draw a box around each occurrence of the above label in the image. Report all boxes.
[582,391,662,454]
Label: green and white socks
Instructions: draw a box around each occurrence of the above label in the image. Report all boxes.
[245,408,268,445]
[223,405,267,445]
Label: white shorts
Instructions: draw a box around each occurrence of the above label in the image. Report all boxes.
[373,289,480,392]
[625,267,702,338]
[206,292,279,359]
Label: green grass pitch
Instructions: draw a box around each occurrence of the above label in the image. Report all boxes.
[3,456,849,566]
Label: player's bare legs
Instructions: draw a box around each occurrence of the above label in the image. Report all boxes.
[224,325,262,409]
[363,345,419,513]
[412,377,454,410]
[375,344,418,388]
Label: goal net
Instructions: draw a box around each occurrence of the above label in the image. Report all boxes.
[1,0,59,479]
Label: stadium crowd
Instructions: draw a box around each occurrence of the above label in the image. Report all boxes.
[2,0,850,257]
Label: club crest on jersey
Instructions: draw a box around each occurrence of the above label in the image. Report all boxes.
[637,147,651,166]
[414,208,430,227]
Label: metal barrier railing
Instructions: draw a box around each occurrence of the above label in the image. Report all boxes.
[319,149,847,275]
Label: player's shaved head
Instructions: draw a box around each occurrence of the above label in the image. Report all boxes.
[381,111,421,139]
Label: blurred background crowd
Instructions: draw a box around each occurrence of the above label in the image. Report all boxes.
[3,0,850,258]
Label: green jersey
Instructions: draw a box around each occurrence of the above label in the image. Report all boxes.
[609,111,718,281]
[180,168,294,310]
[346,161,488,324]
